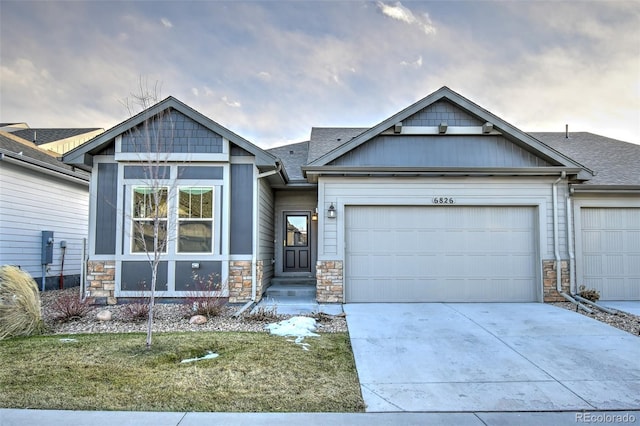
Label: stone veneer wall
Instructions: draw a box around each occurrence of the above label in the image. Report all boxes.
[255,260,265,303]
[228,260,253,303]
[542,259,570,302]
[316,260,343,303]
[86,260,117,305]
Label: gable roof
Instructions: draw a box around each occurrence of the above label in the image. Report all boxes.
[305,87,591,180]
[0,131,90,183]
[63,96,280,171]
[533,132,640,189]
[12,128,103,145]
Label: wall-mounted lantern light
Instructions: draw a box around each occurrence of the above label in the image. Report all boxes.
[311,208,318,221]
[327,203,337,219]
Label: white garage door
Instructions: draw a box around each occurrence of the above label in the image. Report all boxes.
[580,208,640,300]
[345,206,538,302]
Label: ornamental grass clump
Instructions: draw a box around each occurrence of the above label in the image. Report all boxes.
[0,265,44,339]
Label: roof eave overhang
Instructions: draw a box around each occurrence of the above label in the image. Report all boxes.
[570,184,640,194]
[0,151,90,184]
[302,166,583,183]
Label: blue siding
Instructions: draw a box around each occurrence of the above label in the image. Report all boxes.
[121,261,168,291]
[404,100,483,126]
[231,144,253,156]
[123,165,170,179]
[230,164,253,255]
[120,110,223,153]
[175,261,222,291]
[330,135,552,167]
[177,166,223,179]
[95,163,117,254]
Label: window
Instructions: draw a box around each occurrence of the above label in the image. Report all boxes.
[132,187,168,253]
[178,187,214,253]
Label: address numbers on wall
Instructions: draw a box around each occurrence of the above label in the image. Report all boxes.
[432,197,455,204]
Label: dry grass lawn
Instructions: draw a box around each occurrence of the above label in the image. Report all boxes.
[0,331,365,412]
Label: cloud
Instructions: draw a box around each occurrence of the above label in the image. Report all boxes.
[400,55,423,68]
[161,18,173,28]
[221,96,241,108]
[377,1,436,35]
[257,71,271,80]
[191,87,199,96]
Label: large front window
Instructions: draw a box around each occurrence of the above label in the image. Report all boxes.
[132,186,168,253]
[178,187,214,253]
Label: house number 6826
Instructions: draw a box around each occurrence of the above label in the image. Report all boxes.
[432,197,455,204]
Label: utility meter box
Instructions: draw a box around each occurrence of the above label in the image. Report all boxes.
[41,231,54,264]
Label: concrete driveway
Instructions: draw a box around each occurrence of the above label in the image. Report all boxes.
[344,303,640,412]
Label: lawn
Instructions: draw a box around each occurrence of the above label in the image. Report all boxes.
[0,331,365,412]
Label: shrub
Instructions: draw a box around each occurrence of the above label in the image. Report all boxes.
[122,301,150,321]
[243,306,280,322]
[578,285,601,302]
[51,293,93,322]
[0,265,44,339]
[183,272,227,318]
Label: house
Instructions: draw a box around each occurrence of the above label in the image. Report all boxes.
[0,130,91,290]
[63,87,640,305]
[1,123,104,155]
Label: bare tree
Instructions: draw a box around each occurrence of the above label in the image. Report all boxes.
[121,79,174,349]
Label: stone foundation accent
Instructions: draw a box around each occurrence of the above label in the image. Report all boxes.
[316,260,343,303]
[86,260,116,305]
[254,260,265,303]
[228,260,253,303]
[543,259,570,302]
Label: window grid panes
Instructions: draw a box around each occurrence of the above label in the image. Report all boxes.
[178,187,214,253]
[132,186,168,253]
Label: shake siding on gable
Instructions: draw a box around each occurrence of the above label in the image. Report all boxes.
[0,161,89,280]
[318,176,568,262]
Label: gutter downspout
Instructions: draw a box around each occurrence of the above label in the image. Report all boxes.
[552,172,566,293]
[566,191,576,295]
[235,162,282,317]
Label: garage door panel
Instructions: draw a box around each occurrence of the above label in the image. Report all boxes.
[346,206,537,302]
[580,208,640,300]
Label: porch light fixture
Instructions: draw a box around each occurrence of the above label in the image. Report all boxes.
[438,122,448,133]
[311,208,318,221]
[327,203,337,219]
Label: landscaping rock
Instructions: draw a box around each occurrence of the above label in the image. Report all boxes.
[96,310,112,322]
[189,315,207,325]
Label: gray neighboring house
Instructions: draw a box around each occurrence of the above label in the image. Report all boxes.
[64,87,639,305]
[0,131,91,289]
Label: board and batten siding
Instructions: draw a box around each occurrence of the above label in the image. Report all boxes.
[230,164,254,255]
[318,176,568,262]
[258,178,275,280]
[0,161,89,280]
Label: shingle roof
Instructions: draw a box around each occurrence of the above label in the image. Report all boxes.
[532,132,640,186]
[12,128,103,145]
[273,128,639,187]
[267,140,309,181]
[0,131,89,179]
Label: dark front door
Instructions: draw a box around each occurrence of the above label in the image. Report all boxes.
[283,212,311,272]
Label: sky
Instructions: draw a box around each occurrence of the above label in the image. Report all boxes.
[1,0,639,148]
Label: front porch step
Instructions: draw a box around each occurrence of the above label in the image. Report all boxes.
[265,283,316,298]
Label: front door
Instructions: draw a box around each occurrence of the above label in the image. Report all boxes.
[283,212,311,272]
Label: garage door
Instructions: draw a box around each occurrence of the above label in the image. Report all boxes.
[580,208,640,300]
[345,206,537,302]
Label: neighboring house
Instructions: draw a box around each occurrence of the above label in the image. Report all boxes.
[0,131,91,289]
[63,87,639,305]
[1,124,104,155]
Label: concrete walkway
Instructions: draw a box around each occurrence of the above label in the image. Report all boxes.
[345,303,640,413]
[2,409,639,426]
[601,301,640,317]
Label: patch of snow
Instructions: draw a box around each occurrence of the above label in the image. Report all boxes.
[180,351,219,363]
[266,316,319,350]
[59,338,78,343]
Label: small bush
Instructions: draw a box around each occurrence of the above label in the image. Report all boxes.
[183,272,227,318]
[578,285,601,302]
[243,306,280,322]
[51,293,93,322]
[122,301,150,321]
[0,265,44,339]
